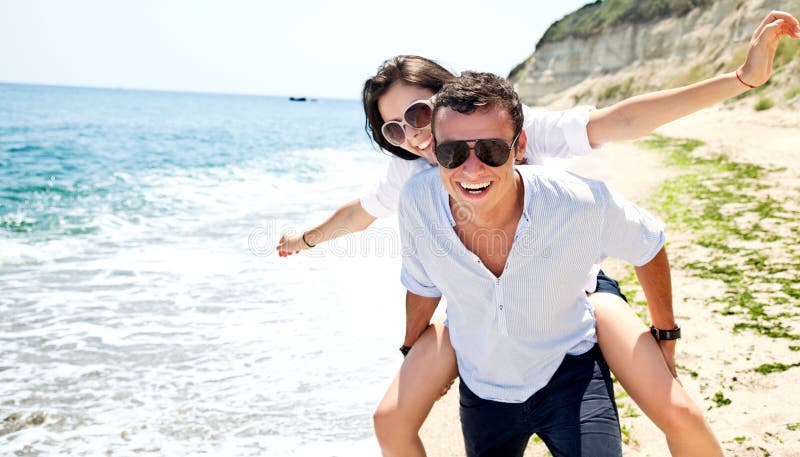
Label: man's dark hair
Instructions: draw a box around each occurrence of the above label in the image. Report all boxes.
[431,71,523,138]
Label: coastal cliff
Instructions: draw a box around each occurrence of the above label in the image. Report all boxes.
[509,0,800,109]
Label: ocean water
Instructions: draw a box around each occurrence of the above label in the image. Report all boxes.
[0,84,410,456]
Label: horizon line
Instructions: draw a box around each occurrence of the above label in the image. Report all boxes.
[0,80,360,101]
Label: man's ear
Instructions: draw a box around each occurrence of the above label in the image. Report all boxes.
[515,130,527,160]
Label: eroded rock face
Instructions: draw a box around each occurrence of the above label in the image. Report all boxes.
[509,0,800,107]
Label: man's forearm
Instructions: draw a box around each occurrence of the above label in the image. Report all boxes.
[634,247,676,329]
[403,291,441,347]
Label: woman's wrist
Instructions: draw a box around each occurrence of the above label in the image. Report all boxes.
[301,231,317,248]
[735,67,758,89]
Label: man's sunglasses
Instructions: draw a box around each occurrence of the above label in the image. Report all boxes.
[381,99,433,147]
[434,132,521,169]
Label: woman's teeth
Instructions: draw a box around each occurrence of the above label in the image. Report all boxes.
[460,182,491,194]
[417,137,432,150]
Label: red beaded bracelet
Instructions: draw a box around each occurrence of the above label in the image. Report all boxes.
[735,68,757,89]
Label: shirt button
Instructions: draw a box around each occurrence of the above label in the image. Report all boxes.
[499,305,504,310]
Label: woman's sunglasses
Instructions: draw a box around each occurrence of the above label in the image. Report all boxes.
[380,99,433,147]
[434,132,521,169]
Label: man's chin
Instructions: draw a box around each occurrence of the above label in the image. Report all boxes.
[447,186,493,219]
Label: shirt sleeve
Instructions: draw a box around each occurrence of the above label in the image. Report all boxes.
[398,185,442,298]
[522,104,600,163]
[360,157,429,218]
[598,186,666,267]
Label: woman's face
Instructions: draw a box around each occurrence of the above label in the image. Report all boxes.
[377,82,437,164]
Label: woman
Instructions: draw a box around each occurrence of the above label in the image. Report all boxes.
[278,11,799,456]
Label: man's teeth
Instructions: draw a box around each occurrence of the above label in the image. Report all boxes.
[460,182,490,193]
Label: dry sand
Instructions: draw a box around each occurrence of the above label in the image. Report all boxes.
[418,106,800,457]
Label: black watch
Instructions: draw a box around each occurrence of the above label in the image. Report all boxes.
[399,345,412,357]
[650,324,681,341]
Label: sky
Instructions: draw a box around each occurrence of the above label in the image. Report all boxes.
[0,0,591,99]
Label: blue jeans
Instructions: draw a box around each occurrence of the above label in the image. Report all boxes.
[459,345,622,457]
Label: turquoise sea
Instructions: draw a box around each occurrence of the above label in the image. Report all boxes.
[0,83,409,456]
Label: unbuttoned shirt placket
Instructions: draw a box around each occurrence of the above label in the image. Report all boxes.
[469,209,532,338]
[494,276,507,336]
[440,171,534,339]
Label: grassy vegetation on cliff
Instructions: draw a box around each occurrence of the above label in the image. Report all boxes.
[537,0,712,46]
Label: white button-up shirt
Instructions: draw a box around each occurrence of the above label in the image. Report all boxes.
[399,166,665,403]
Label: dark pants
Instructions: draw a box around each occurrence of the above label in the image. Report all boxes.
[595,269,627,302]
[459,345,622,457]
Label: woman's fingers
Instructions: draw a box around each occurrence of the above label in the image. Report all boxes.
[753,11,776,39]
[762,19,786,46]
[276,232,305,257]
[784,19,800,38]
[754,11,799,39]
[439,378,455,398]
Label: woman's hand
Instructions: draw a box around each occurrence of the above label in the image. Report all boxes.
[439,378,455,399]
[739,11,800,87]
[274,200,376,258]
[276,232,307,257]
[657,339,682,385]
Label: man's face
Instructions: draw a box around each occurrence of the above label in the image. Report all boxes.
[433,106,526,220]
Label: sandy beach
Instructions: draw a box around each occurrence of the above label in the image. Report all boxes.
[419,105,800,457]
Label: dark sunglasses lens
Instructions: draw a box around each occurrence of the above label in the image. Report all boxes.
[382,122,406,146]
[435,142,470,169]
[475,140,511,167]
[404,102,432,129]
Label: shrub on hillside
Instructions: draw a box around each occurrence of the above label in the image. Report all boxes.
[754,98,775,111]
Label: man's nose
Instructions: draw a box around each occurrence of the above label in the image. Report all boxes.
[460,148,485,174]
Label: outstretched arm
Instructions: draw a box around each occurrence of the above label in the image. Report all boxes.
[587,11,800,145]
[276,199,376,257]
[634,247,678,377]
[403,291,442,348]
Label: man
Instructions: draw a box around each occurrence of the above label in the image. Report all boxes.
[398,72,674,456]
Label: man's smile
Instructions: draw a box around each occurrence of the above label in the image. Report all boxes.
[458,181,493,196]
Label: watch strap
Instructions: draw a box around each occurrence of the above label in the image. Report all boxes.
[650,325,681,341]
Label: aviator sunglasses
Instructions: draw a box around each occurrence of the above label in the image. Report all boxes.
[380,99,434,146]
[434,132,521,169]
